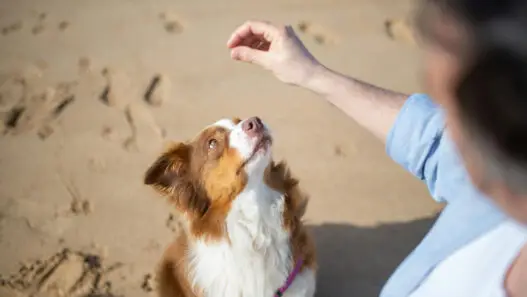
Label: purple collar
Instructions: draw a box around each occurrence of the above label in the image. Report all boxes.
[274,258,304,297]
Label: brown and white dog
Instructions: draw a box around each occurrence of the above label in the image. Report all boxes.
[144,117,317,297]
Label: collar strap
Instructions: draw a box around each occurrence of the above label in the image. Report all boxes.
[274,258,304,297]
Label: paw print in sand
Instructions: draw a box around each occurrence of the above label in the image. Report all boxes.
[384,18,417,45]
[159,12,184,34]
[297,21,340,45]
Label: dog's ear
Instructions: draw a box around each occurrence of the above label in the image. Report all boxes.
[144,142,210,216]
[144,142,190,192]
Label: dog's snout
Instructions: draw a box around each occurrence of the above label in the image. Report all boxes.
[242,117,264,136]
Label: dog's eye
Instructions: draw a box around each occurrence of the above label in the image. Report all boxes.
[208,138,217,150]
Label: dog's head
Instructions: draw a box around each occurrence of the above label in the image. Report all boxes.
[144,117,281,237]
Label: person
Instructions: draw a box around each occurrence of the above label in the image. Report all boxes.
[226,0,527,296]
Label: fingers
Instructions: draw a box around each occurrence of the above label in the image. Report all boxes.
[227,20,281,48]
[230,46,268,66]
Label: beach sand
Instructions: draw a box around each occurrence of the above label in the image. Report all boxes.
[0,0,442,296]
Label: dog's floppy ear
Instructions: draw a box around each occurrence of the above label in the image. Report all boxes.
[144,142,190,192]
[144,142,210,216]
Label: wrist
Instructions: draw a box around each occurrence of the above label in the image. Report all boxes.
[299,63,334,95]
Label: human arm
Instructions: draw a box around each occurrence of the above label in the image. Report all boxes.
[227,21,462,203]
[301,65,408,142]
[226,20,408,142]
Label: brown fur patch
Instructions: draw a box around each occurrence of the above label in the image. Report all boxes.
[231,117,242,124]
[144,142,210,217]
[156,225,202,297]
[144,125,247,241]
[191,142,247,240]
[265,161,317,271]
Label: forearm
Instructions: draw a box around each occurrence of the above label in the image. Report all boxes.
[303,65,409,143]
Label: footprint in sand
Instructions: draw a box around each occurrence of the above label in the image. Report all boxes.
[101,125,119,142]
[384,18,417,45]
[0,248,124,297]
[78,56,92,75]
[31,24,45,35]
[297,21,340,45]
[4,81,77,139]
[1,21,23,36]
[37,12,47,21]
[2,14,67,37]
[159,12,184,34]
[70,199,93,216]
[99,69,167,152]
[0,76,25,113]
[143,239,161,252]
[88,156,107,173]
[141,273,155,292]
[0,76,24,135]
[122,102,165,152]
[334,145,346,158]
[144,74,171,107]
[1,68,76,140]
[56,171,94,217]
[100,67,132,109]
[58,21,70,31]
[32,13,70,35]
[30,13,47,35]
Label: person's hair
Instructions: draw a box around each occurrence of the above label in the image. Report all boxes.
[416,0,527,194]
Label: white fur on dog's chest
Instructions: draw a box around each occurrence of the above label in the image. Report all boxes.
[188,184,315,297]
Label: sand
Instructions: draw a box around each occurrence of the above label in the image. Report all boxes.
[0,0,442,296]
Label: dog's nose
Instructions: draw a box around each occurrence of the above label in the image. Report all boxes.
[242,117,264,137]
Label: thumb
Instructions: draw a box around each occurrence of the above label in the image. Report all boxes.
[230,46,269,67]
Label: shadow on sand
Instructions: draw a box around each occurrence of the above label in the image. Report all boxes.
[311,215,438,297]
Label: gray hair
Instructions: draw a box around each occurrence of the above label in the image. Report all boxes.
[418,0,527,195]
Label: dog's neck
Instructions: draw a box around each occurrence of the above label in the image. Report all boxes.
[228,178,289,247]
[189,179,293,297]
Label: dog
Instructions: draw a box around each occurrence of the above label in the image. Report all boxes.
[143,116,317,297]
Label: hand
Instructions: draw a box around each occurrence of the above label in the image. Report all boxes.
[227,20,321,86]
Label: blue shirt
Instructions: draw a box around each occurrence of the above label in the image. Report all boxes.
[380,94,507,297]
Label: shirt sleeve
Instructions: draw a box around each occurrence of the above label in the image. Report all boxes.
[386,93,448,203]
